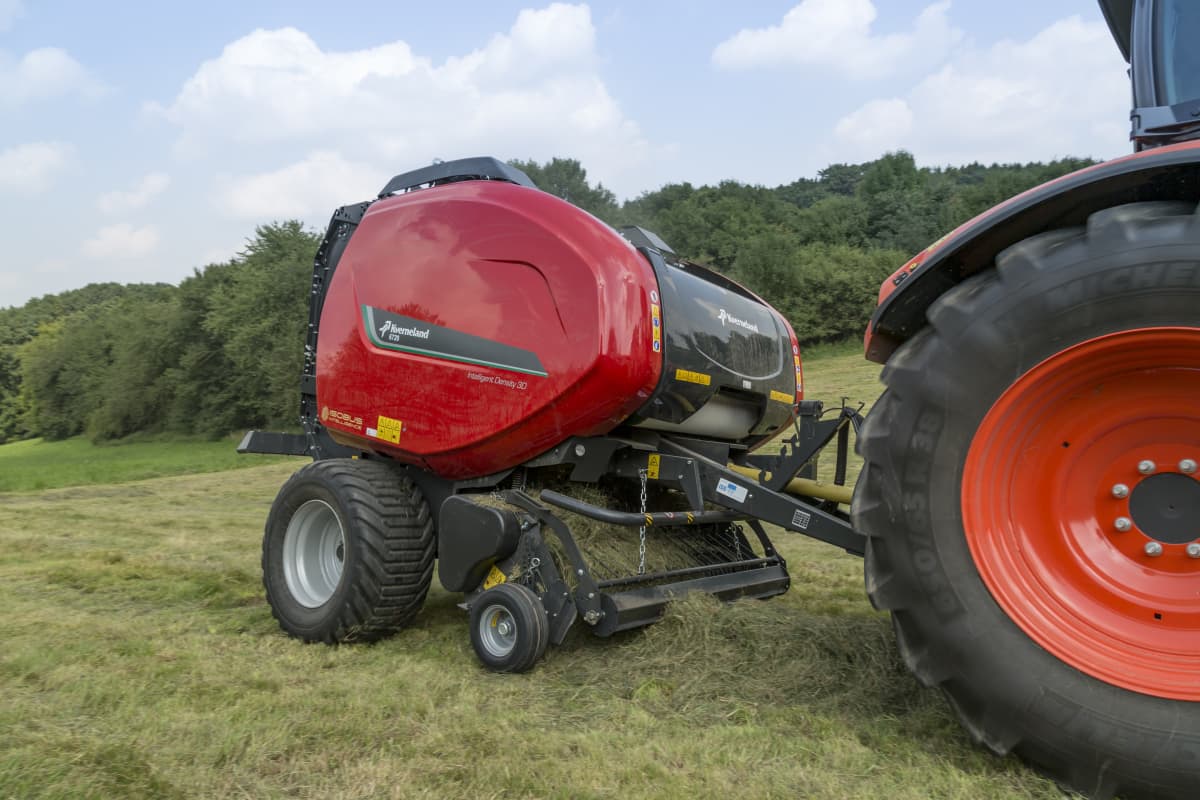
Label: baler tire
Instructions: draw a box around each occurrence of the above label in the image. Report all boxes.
[468,582,549,673]
[854,201,1200,800]
[262,458,434,644]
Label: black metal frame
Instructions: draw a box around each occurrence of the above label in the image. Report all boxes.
[482,490,790,640]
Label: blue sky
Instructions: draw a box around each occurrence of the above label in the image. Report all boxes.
[1,0,1129,307]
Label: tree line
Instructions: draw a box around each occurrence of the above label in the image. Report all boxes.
[0,152,1092,445]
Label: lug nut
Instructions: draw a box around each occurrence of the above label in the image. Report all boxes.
[1144,542,1163,557]
[1138,460,1157,475]
[1111,483,1130,499]
[1114,517,1133,532]
[1180,459,1197,475]
[1188,543,1200,559]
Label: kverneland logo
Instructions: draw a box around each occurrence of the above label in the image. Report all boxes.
[718,308,760,333]
[378,320,431,340]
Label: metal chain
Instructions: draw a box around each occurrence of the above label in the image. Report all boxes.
[638,469,648,575]
[729,523,742,561]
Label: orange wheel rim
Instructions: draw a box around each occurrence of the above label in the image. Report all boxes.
[963,327,1200,700]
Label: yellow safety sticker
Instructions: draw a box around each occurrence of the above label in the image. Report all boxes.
[376,415,402,444]
[651,304,662,352]
[483,565,507,590]
[647,453,661,479]
[769,390,794,404]
[675,368,711,386]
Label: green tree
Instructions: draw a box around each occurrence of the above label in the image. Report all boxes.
[204,221,319,429]
[508,157,619,222]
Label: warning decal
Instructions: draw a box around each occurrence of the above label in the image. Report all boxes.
[675,368,712,386]
[647,454,661,480]
[376,415,402,444]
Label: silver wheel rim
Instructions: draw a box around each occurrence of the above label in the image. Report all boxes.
[477,603,517,658]
[282,499,345,608]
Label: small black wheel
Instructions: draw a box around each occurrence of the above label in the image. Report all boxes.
[262,458,434,643]
[468,583,549,673]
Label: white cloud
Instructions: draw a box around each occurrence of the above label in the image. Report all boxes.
[0,0,23,32]
[0,141,72,191]
[0,47,106,105]
[154,4,654,196]
[713,0,961,79]
[217,151,380,219]
[82,224,160,260]
[834,99,914,150]
[98,172,171,214]
[832,16,1129,165]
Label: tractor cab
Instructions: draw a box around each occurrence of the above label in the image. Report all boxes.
[1103,0,1200,148]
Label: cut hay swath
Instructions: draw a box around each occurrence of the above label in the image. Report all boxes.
[465,474,758,585]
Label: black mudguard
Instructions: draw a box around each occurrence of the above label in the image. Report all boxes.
[867,140,1200,363]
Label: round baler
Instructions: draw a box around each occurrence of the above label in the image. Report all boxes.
[241,156,862,669]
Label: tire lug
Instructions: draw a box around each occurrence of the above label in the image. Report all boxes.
[1144,542,1163,557]
[1114,517,1132,532]
[1111,483,1129,499]
[1187,543,1200,559]
[1138,459,1157,475]
[1180,459,1197,475]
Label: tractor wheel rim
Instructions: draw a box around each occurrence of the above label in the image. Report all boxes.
[477,604,518,658]
[963,327,1200,700]
[282,499,345,608]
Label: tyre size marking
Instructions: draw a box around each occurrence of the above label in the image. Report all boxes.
[901,408,961,619]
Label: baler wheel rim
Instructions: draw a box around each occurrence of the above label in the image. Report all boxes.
[282,499,346,608]
[476,604,518,658]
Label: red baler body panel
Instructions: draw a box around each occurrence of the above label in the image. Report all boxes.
[316,181,662,479]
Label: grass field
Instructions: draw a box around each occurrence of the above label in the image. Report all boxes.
[0,435,289,492]
[0,350,1064,799]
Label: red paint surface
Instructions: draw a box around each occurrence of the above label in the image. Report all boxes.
[962,328,1200,700]
[316,181,662,478]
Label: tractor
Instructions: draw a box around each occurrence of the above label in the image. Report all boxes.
[240,2,1198,796]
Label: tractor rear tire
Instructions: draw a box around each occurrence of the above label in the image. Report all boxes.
[854,202,1200,799]
[263,458,435,643]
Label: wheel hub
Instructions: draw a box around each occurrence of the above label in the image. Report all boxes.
[1127,471,1200,545]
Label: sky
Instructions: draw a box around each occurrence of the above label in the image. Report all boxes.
[1,0,1131,308]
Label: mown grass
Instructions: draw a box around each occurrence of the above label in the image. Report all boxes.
[0,349,1064,799]
[0,435,289,492]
